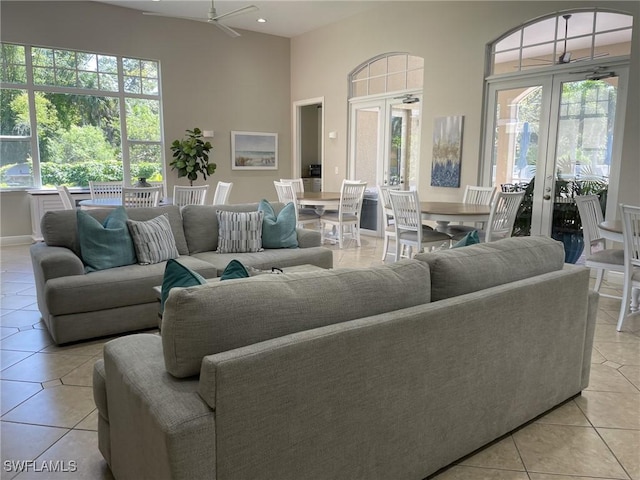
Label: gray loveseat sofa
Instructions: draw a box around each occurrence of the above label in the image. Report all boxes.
[30,203,333,344]
[93,236,597,480]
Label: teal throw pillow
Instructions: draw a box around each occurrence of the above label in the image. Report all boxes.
[220,259,250,281]
[452,230,480,248]
[161,259,207,313]
[258,199,298,249]
[77,207,137,272]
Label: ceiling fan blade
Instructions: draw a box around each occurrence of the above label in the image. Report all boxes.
[143,11,210,23]
[212,21,242,38]
[212,4,258,22]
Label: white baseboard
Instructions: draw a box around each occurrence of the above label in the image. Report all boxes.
[0,235,34,246]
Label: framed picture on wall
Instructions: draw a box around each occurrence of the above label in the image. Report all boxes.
[431,116,464,188]
[231,131,278,170]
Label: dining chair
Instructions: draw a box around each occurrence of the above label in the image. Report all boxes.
[575,195,624,298]
[122,186,162,208]
[274,181,320,228]
[320,180,367,248]
[212,181,233,205]
[378,184,401,261]
[389,189,452,259]
[446,185,496,239]
[617,204,640,332]
[56,185,75,210]
[280,178,320,218]
[173,185,209,207]
[89,181,123,200]
[477,190,525,242]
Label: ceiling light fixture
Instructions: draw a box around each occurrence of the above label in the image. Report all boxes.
[257,18,267,23]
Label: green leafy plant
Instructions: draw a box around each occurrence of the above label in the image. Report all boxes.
[169,128,216,186]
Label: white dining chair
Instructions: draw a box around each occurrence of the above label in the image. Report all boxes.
[173,185,209,207]
[477,191,525,242]
[274,181,320,227]
[320,180,367,248]
[379,184,401,261]
[446,185,496,239]
[56,185,75,210]
[575,195,624,298]
[212,181,233,205]
[89,181,123,200]
[280,178,320,219]
[389,190,452,259]
[122,186,161,208]
[617,204,640,332]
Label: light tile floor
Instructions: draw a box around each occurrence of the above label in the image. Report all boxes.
[1,238,639,480]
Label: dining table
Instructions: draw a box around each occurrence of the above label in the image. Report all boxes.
[297,191,342,214]
[419,201,492,231]
[598,220,623,243]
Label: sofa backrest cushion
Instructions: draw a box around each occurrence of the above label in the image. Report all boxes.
[414,236,565,301]
[182,203,286,254]
[161,259,431,378]
[41,205,189,257]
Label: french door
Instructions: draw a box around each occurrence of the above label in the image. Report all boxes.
[483,65,627,236]
[349,95,422,233]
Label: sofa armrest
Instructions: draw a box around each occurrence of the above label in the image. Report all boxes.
[296,228,321,248]
[30,242,85,280]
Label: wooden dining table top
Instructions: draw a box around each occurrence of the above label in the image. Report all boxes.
[297,191,342,201]
[599,220,623,234]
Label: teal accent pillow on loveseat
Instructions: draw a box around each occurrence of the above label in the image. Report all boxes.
[161,259,207,312]
[258,200,298,249]
[77,207,137,272]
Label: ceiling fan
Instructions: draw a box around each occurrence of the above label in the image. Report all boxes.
[143,0,258,38]
[524,14,608,67]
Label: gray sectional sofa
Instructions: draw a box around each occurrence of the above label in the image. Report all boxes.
[93,236,597,480]
[30,203,333,344]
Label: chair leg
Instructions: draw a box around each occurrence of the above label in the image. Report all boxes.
[355,223,361,247]
[617,280,632,332]
[594,269,605,292]
[382,235,389,261]
[338,224,343,249]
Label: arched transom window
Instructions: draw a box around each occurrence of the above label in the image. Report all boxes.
[350,53,424,98]
[491,10,633,75]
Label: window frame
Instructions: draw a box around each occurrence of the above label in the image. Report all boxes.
[0,42,165,190]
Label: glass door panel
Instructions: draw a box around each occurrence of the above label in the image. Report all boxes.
[389,102,420,189]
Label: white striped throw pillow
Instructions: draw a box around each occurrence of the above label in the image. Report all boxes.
[216,210,264,253]
[127,214,179,265]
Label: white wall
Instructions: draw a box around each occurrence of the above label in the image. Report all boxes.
[290,1,640,209]
[0,0,291,237]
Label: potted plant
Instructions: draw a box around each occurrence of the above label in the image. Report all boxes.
[169,128,216,186]
[510,169,608,263]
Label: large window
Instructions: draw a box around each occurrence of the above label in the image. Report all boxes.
[0,43,164,188]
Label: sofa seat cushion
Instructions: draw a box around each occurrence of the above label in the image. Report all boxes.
[414,236,565,302]
[162,259,431,378]
[45,256,218,316]
[192,246,333,275]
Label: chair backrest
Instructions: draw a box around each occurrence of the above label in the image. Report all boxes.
[56,185,75,210]
[122,186,161,208]
[148,181,166,197]
[273,181,299,220]
[339,180,367,218]
[378,185,401,226]
[620,204,640,271]
[388,189,422,236]
[485,191,525,241]
[575,195,605,251]
[212,181,233,205]
[463,185,496,205]
[280,178,305,195]
[89,181,123,200]
[173,185,209,207]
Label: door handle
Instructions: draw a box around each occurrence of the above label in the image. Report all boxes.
[543,194,551,200]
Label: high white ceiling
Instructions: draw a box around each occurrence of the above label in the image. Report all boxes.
[97,0,378,38]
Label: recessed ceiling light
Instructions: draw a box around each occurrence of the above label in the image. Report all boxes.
[257,18,267,23]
